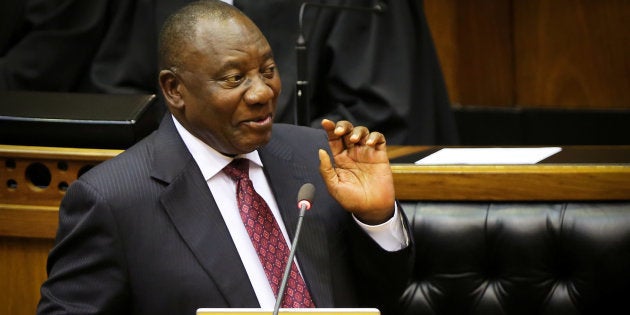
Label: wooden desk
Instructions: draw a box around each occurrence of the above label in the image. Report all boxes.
[388,145,630,201]
[2,144,630,238]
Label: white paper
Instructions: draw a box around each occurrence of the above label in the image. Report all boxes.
[415,147,562,165]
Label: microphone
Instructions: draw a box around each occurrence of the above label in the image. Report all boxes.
[273,183,316,315]
[294,1,387,126]
[297,183,315,211]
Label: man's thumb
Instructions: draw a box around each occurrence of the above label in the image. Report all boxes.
[318,149,336,184]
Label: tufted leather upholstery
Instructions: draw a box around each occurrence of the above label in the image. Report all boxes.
[398,202,630,315]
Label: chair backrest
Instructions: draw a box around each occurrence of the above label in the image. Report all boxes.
[398,202,630,315]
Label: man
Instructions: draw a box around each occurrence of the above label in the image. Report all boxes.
[37,1,413,314]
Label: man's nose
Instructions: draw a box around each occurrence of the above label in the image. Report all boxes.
[244,76,274,105]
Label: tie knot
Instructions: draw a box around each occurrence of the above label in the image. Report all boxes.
[224,158,250,181]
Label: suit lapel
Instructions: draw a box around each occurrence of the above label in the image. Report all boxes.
[259,134,334,307]
[151,116,259,307]
[149,117,334,307]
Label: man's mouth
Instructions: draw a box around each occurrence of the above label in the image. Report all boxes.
[242,114,273,128]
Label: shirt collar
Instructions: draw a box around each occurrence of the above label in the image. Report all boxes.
[172,115,263,181]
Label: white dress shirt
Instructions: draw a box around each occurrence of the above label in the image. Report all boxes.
[173,116,407,308]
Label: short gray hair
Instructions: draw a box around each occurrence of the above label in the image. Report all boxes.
[158,0,244,71]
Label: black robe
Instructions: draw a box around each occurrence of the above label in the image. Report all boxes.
[0,0,458,145]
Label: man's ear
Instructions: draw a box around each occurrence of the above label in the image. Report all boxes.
[159,69,185,110]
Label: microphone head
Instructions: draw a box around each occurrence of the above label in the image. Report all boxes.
[297,183,315,210]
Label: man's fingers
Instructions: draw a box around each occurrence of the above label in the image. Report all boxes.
[333,120,354,134]
[347,126,369,143]
[366,131,386,147]
[323,119,386,153]
[321,119,336,134]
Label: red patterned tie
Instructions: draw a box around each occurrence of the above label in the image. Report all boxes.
[224,159,314,308]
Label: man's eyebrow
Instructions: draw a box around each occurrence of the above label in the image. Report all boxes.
[262,51,274,62]
[214,60,245,75]
[212,50,276,76]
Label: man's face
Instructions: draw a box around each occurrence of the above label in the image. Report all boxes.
[172,15,281,155]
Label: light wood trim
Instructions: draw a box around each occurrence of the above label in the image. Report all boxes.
[391,164,630,201]
[0,204,59,239]
[0,144,122,161]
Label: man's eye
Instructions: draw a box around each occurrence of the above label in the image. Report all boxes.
[224,74,244,84]
[262,67,275,79]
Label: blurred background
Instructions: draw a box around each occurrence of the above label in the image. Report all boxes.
[424,0,629,145]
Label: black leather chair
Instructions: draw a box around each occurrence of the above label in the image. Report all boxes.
[398,202,630,314]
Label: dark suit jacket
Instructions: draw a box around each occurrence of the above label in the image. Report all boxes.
[37,115,413,315]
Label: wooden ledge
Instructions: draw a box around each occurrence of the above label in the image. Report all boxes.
[2,144,630,239]
[391,164,630,201]
[0,144,122,161]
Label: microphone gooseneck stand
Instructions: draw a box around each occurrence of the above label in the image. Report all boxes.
[273,183,315,315]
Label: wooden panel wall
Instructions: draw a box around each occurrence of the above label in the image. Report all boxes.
[0,238,52,315]
[424,0,630,109]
